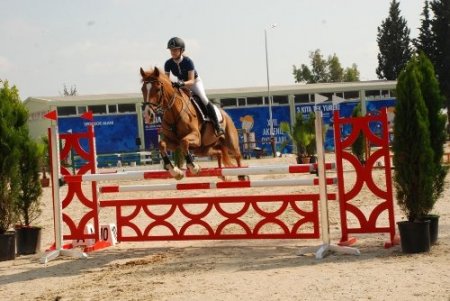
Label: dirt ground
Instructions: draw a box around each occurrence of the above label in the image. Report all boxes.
[0,154,449,301]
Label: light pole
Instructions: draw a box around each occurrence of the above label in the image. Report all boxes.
[265,23,277,157]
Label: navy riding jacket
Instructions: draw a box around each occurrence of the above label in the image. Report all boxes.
[164,56,199,81]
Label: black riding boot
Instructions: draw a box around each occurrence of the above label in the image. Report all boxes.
[207,102,224,136]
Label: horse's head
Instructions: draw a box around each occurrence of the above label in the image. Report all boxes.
[140,67,173,114]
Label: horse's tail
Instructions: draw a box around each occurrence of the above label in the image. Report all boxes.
[220,110,241,168]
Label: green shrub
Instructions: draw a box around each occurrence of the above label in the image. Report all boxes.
[393,56,434,221]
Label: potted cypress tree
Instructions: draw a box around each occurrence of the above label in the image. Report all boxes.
[15,138,43,255]
[0,170,19,261]
[0,80,27,261]
[393,55,435,253]
[416,52,448,244]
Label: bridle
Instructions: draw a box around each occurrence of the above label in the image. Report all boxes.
[142,77,192,130]
[142,78,168,114]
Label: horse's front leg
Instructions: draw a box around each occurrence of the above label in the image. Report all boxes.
[160,140,184,180]
[180,132,201,175]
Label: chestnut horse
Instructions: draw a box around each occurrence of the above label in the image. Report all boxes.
[140,67,242,180]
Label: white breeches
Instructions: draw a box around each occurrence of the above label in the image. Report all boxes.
[190,77,209,106]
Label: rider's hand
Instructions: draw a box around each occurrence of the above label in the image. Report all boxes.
[172,80,185,88]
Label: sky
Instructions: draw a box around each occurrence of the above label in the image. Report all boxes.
[1,0,425,100]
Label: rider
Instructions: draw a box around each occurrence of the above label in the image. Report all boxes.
[164,37,224,136]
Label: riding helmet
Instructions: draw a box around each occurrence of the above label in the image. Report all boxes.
[167,37,185,51]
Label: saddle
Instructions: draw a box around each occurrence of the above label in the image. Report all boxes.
[179,87,222,123]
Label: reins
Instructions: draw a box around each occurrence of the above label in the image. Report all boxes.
[144,78,193,133]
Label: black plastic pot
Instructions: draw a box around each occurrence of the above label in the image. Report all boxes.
[397,220,431,254]
[40,177,50,187]
[423,215,439,245]
[0,231,16,261]
[16,226,42,255]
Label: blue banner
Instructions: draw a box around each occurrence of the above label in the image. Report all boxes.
[143,114,161,150]
[226,99,396,153]
[58,114,139,154]
[226,105,292,155]
[294,103,348,150]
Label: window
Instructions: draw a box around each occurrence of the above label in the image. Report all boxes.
[220,98,236,107]
[77,106,87,114]
[335,92,344,99]
[366,90,381,98]
[272,95,289,105]
[322,92,333,101]
[344,90,359,99]
[57,106,76,116]
[118,103,136,113]
[108,104,117,113]
[238,98,246,106]
[311,93,332,102]
[88,105,107,114]
[294,94,310,103]
[247,97,263,106]
[311,93,330,102]
[381,90,390,98]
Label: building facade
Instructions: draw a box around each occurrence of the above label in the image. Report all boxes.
[24,80,397,162]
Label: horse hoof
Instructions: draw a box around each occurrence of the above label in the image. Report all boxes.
[192,165,201,175]
[170,167,185,180]
[219,176,231,182]
[238,175,248,181]
[187,163,201,175]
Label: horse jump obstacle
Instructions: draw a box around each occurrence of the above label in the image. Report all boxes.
[97,177,337,193]
[41,109,397,263]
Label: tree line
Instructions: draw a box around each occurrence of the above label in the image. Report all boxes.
[293,0,450,131]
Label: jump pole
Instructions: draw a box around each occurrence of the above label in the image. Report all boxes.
[311,109,360,259]
[98,177,337,193]
[40,122,88,264]
[64,163,336,183]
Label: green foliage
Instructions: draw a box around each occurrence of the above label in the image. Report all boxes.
[413,1,435,61]
[280,112,316,158]
[376,0,412,80]
[293,49,360,83]
[17,139,43,226]
[343,64,360,82]
[61,83,78,96]
[0,80,28,233]
[430,0,450,125]
[416,52,448,204]
[39,135,50,179]
[393,56,434,221]
[351,103,366,163]
[328,54,344,82]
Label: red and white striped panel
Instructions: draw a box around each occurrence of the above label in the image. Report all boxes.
[99,177,337,193]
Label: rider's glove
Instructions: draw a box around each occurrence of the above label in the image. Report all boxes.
[172,80,185,88]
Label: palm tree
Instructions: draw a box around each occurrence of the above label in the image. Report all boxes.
[280,112,316,163]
